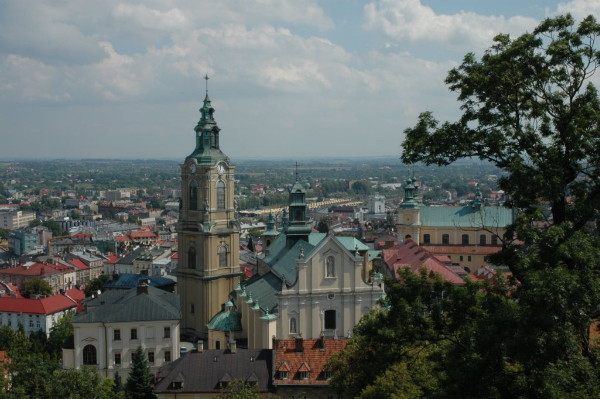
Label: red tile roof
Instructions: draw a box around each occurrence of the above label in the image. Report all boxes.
[382,239,465,285]
[68,258,89,270]
[114,235,130,242]
[423,245,502,256]
[104,254,120,264]
[129,231,156,239]
[273,338,348,386]
[0,293,78,314]
[0,262,65,277]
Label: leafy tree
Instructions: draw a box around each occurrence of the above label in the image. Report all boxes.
[46,312,74,356]
[317,217,330,233]
[0,228,9,240]
[216,378,278,399]
[21,278,53,297]
[50,367,121,399]
[84,273,112,297]
[350,181,371,195]
[403,14,600,230]
[126,346,156,399]
[331,14,600,399]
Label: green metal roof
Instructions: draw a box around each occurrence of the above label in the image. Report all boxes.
[335,236,370,252]
[419,206,514,228]
[73,286,180,323]
[243,272,283,313]
[206,309,242,332]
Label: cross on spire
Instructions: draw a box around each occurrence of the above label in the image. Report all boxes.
[204,74,209,94]
[295,162,299,181]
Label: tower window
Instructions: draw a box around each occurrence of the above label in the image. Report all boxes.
[83,345,97,365]
[324,309,336,330]
[423,234,431,244]
[217,181,226,209]
[188,247,196,269]
[189,180,198,211]
[219,246,227,268]
[462,234,469,245]
[480,234,487,245]
[442,234,450,245]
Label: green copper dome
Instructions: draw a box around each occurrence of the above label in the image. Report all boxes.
[206,307,242,332]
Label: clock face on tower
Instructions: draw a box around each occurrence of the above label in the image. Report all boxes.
[217,163,226,175]
[189,164,197,173]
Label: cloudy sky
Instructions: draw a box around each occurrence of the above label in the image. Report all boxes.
[1,0,599,160]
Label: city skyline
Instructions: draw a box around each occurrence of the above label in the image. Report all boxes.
[1,0,599,160]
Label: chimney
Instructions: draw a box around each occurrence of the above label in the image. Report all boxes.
[229,340,237,354]
[295,337,303,353]
[137,278,149,295]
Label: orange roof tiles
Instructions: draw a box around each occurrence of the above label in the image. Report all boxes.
[273,338,348,386]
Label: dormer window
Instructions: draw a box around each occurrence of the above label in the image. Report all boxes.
[277,371,289,380]
[298,371,309,380]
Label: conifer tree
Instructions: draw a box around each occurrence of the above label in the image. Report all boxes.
[126,346,156,399]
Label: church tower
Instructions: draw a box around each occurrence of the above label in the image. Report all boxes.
[176,84,241,338]
[396,176,421,242]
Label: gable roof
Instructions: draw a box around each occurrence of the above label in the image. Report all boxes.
[73,286,180,323]
[0,293,78,315]
[381,238,465,285]
[273,338,348,386]
[154,349,274,393]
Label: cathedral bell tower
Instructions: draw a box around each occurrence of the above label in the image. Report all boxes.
[176,81,241,338]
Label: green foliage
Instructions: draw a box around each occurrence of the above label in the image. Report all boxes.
[85,273,112,297]
[21,278,52,297]
[402,14,600,229]
[216,378,278,399]
[126,346,156,399]
[353,12,600,399]
[351,180,371,195]
[0,228,8,240]
[46,312,74,356]
[317,217,330,233]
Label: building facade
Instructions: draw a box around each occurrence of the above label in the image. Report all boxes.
[63,280,180,379]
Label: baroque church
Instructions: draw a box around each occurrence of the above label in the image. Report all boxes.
[176,88,384,348]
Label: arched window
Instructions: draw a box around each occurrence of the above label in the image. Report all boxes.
[324,310,336,330]
[217,181,225,209]
[188,247,196,269]
[219,246,227,268]
[442,234,450,244]
[423,234,431,244]
[480,234,487,245]
[83,344,97,365]
[326,256,335,278]
[462,234,469,245]
[289,317,297,334]
[189,180,198,210]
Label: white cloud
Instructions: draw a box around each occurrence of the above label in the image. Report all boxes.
[364,0,537,53]
[554,0,600,19]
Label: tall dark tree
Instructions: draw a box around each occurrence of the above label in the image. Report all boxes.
[126,346,156,399]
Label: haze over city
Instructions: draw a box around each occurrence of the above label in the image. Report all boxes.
[1,0,599,160]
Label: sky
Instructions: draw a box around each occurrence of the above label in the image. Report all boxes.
[1,0,599,160]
